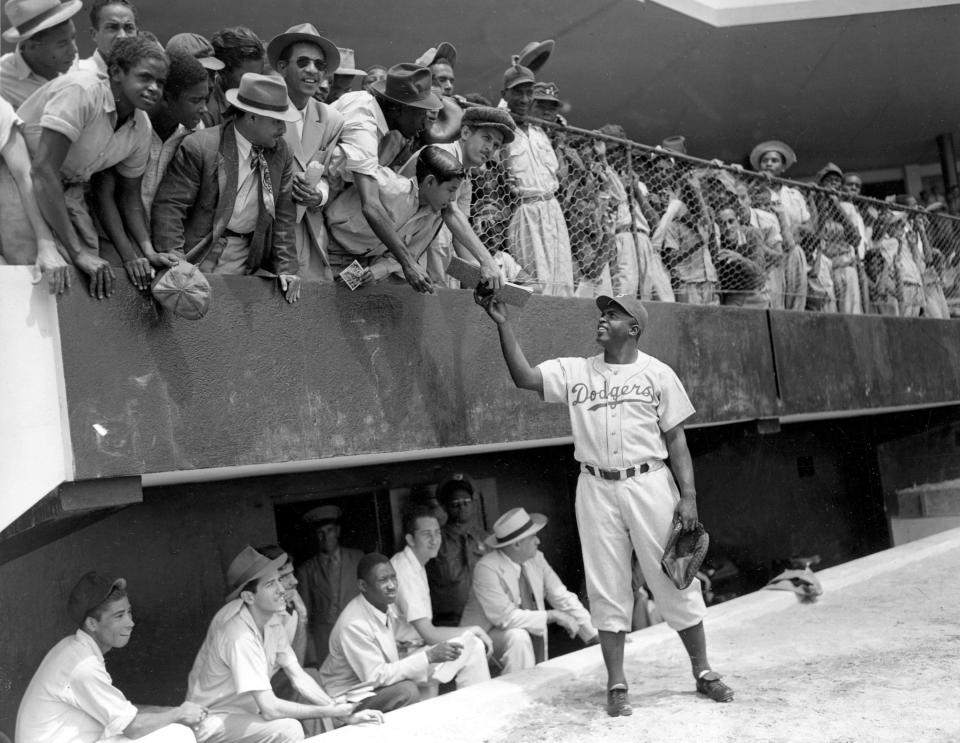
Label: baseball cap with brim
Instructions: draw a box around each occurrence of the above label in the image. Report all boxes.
[517,39,554,72]
[532,81,560,104]
[485,507,547,548]
[503,59,535,90]
[597,294,648,335]
[151,261,211,320]
[266,23,340,73]
[461,105,516,144]
[225,546,288,601]
[370,63,442,110]
[225,73,301,122]
[750,140,797,172]
[2,0,82,42]
[165,33,225,71]
[67,572,126,627]
[334,46,366,76]
[303,504,342,524]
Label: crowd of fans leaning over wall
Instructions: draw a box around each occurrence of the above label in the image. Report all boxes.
[1,0,957,319]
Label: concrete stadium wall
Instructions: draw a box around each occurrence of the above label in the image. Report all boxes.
[53,277,960,483]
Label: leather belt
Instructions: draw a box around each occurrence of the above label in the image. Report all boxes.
[582,463,651,481]
[223,228,253,239]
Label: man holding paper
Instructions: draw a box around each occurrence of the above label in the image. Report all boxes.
[390,504,492,696]
[320,553,469,712]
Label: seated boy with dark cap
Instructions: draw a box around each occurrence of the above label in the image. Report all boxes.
[16,572,204,743]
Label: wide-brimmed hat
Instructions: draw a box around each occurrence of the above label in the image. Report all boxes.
[225,546,288,600]
[660,521,709,590]
[415,41,457,68]
[266,23,340,73]
[750,140,797,172]
[225,73,301,122]
[303,504,342,525]
[485,507,547,548]
[597,294,648,335]
[461,106,516,144]
[370,63,442,110]
[67,572,126,626]
[2,0,82,42]
[516,39,554,72]
[334,47,366,76]
[661,135,687,155]
[166,33,225,71]
[151,261,211,320]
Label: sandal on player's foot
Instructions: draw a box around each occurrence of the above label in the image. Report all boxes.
[696,670,734,702]
[606,684,633,717]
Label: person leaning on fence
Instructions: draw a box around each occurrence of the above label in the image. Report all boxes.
[734,180,785,307]
[500,58,575,296]
[892,195,928,317]
[714,204,769,308]
[814,163,863,314]
[17,572,205,743]
[750,139,811,310]
[205,27,265,127]
[150,72,302,303]
[17,36,167,300]
[660,176,720,305]
[0,0,82,108]
[77,0,137,76]
[0,97,70,293]
[267,23,345,283]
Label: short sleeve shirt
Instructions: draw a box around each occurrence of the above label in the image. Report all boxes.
[391,546,433,645]
[0,97,22,151]
[0,47,50,109]
[17,70,151,182]
[16,630,139,743]
[186,600,296,715]
[503,124,559,198]
[663,220,718,283]
[537,353,695,467]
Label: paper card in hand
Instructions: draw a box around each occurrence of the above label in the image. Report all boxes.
[446,256,533,307]
[339,260,365,291]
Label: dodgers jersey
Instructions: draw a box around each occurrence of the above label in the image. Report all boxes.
[537,352,695,469]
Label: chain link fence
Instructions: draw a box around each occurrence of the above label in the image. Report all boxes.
[464,116,960,318]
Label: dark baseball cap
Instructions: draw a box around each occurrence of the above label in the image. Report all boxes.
[597,295,648,335]
[68,572,127,627]
[437,473,475,503]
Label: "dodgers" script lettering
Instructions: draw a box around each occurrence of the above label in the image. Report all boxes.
[571,382,656,411]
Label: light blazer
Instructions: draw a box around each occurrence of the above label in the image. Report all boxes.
[151,121,298,275]
[283,97,344,257]
[318,594,430,697]
[460,549,593,656]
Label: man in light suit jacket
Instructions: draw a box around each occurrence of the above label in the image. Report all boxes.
[295,505,365,667]
[151,72,302,302]
[268,24,344,282]
[460,507,598,674]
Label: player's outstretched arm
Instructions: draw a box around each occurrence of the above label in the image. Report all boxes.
[474,289,543,395]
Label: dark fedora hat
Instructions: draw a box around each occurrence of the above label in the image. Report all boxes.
[370,63,442,110]
[266,23,340,73]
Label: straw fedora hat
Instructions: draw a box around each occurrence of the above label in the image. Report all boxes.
[266,23,340,73]
[225,73,301,122]
[334,47,366,76]
[2,0,82,42]
[485,507,547,548]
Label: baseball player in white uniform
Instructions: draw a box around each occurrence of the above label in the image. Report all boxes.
[476,290,734,716]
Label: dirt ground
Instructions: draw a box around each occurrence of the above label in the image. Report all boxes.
[483,543,960,743]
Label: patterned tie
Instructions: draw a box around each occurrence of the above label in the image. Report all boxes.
[519,568,546,663]
[250,146,275,218]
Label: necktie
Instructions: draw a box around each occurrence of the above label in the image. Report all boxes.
[519,568,546,663]
[250,146,275,218]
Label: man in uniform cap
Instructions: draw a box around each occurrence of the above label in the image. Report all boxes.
[475,290,735,715]
[1,0,83,108]
[17,571,204,743]
[460,507,597,674]
[295,504,365,667]
[500,57,575,296]
[186,546,381,742]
